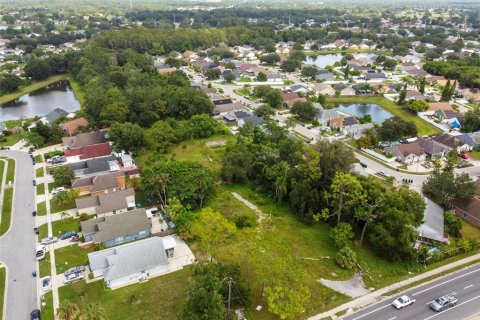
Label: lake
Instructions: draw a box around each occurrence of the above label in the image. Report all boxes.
[304,53,378,68]
[0,81,81,121]
[335,103,393,123]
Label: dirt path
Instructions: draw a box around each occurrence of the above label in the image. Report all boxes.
[231,192,264,223]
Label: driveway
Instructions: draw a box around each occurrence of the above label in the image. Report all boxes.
[0,150,37,320]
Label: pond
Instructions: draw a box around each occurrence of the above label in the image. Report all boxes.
[0,81,81,121]
[335,103,393,124]
[304,53,378,69]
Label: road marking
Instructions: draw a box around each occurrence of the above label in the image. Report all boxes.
[387,317,397,320]
[423,295,480,320]
[350,304,391,320]
[464,311,480,320]
[464,285,474,289]
[412,268,480,296]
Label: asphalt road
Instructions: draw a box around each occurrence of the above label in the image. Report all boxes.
[0,150,37,320]
[342,265,480,320]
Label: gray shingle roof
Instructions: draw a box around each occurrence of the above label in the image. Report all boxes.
[69,155,117,176]
[62,131,106,148]
[45,108,68,124]
[75,188,135,213]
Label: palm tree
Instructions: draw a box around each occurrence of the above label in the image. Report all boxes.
[151,173,169,207]
[56,300,80,320]
[60,211,69,222]
[197,175,210,208]
[79,303,106,320]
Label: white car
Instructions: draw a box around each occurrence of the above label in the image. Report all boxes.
[51,187,66,195]
[64,272,85,284]
[41,276,52,292]
[377,171,390,177]
[392,295,416,309]
[41,237,58,245]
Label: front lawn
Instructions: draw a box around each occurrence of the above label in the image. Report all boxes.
[37,201,47,216]
[54,244,93,274]
[36,167,44,178]
[0,134,21,147]
[41,290,54,320]
[459,218,480,239]
[59,267,192,319]
[36,184,45,195]
[34,155,43,163]
[50,196,76,213]
[469,150,480,160]
[39,252,51,278]
[326,96,441,136]
[51,218,81,239]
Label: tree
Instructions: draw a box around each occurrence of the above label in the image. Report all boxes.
[99,103,129,126]
[56,300,80,320]
[315,139,355,186]
[378,117,417,141]
[281,59,301,72]
[109,122,145,154]
[0,74,22,94]
[52,166,75,187]
[441,80,452,101]
[52,190,79,210]
[265,283,310,320]
[405,99,429,113]
[444,211,462,238]
[301,66,317,80]
[24,59,52,80]
[223,73,235,83]
[461,108,480,133]
[325,173,365,225]
[256,71,267,82]
[290,101,317,122]
[189,114,218,138]
[205,68,221,80]
[335,246,358,269]
[289,50,306,62]
[79,303,106,320]
[417,76,426,94]
[145,120,177,150]
[330,222,354,248]
[254,104,275,118]
[263,89,283,108]
[317,94,326,105]
[260,53,280,65]
[383,58,397,70]
[398,85,407,104]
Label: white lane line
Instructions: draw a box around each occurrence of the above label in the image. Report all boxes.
[387,317,397,320]
[464,285,474,289]
[423,295,480,320]
[350,304,391,320]
[412,268,480,296]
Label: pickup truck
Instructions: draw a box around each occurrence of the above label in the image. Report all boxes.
[430,294,458,312]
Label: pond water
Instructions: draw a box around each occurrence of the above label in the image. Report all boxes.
[335,103,393,124]
[304,53,378,68]
[0,81,81,121]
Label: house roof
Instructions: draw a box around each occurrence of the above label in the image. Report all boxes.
[63,131,106,148]
[81,208,150,243]
[44,108,68,123]
[69,155,117,176]
[417,137,451,155]
[88,237,169,283]
[395,142,426,157]
[428,103,453,112]
[72,171,126,191]
[343,116,359,126]
[417,197,449,243]
[438,109,462,119]
[365,72,386,79]
[62,117,89,135]
[76,188,135,214]
[318,109,340,122]
[432,133,462,149]
[290,85,308,92]
[281,92,300,102]
[64,142,112,160]
[239,115,263,126]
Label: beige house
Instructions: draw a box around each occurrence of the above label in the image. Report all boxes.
[72,171,126,196]
[76,188,135,217]
[314,84,336,96]
[385,142,426,164]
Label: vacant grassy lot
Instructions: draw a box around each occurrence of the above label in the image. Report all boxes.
[59,267,191,320]
[459,218,480,239]
[326,96,441,136]
[0,267,5,320]
[69,76,86,106]
[36,184,45,195]
[41,290,54,320]
[0,74,68,104]
[36,167,44,178]
[55,244,93,274]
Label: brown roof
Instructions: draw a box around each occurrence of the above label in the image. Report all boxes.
[281,92,300,102]
[62,131,106,148]
[73,171,126,191]
[76,188,135,213]
[396,142,425,157]
[62,117,89,135]
[428,103,453,112]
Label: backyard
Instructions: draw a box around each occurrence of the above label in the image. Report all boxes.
[326,96,442,136]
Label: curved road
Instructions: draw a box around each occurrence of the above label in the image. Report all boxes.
[0,150,37,320]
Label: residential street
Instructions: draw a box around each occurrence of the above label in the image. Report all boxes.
[0,150,37,320]
[342,265,480,320]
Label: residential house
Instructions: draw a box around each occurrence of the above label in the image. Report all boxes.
[417,197,449,243]
[315,69,335,82]
[61,117,89,136]
[434,109,462,121]
[343,123,375,138]
[281,92,306,108]
[156,64,177,74]
[69,155,119,178]
[29,108,68,130]
[314,83,336,96]
[364,72,387,83]
[267,73,283,83]
[72,171,126,196]
[75,188,136,217]
[450,179,480,227]
[330,116,359,129]
[427,102,454,112]
[88,237,184,289]
[80,208,151,247]
[333,83,356,96]
[426,76,449,86]
[64,142,112,163]
[63,131,106,149]
[417,137,452,159]
[432,133,473,153]
[220,69,241,81]
[288,85,309,94]
[457,131,480,150]
[183,50,198,60]
[384,142,427,164]
[315,104,341,125]
[405,90,426,101]
[238,115,264,128]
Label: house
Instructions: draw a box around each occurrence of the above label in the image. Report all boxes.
[333,83,356,96]
[213,101,244,115]
[88,237,183,289]
[457,132,480,150]
[238,115,264,128]
[61,117,89,136]
[314,83,336,96]
[434,109,462,121]
[63,131,106,149]
[405,90,426,101]
[30,108,68,130]
[427,102,454,112]
[343,123,375,138]
[69,155,119,178]
[267,73,282,83]
[426,76,449,86]
[450,179,480,227]
[156,64,177,74]
[183,50,198,60]
[72,171,126,196]
[281,92,306,108]
[417,137,452,159]
[384,142,427,164]
[75,188,136,217]
[64,142,112,163]
[364,72,386,82]
[288,85,309,94]
[80,208,151,247]
[417,197,449,243]
[432,133,473,153]
[315,105,341,124]
[330,116,359,129]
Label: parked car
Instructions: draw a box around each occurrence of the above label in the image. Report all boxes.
[51,187,66,195]
[64,271,85,284]
[33,228,39,235]
[377,171,390,177]
[41,276,52,292]
[457,162,469,168]
[458,153,469,159]
[30,309,41,320]
[36,245,46,261]
[430,294,458,312]
[60,231,77,240]
[41,237,58,245]
[32,180,36,186]
[64,266,86,277]
[392,295,416,309]
[32,211,37,217]
[359,162,368,168]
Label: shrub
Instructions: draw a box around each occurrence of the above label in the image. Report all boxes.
[79,213,90,221]
[335,246,358,269]
[235,215,255,229]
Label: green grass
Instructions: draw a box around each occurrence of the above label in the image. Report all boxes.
[469,151,480,160]
[41,290,54,320]
[0,161,4,190]
[55,244,93,274]
[36,183,45,195]
[36,167,44,178]
[238,77,252,83]
[34,155,43,163]
[37,201,47,215]
[59,267,192,320]
[459,218,480,239]
[0,74,69,105]
[4,119,23,129]
[38,223,48,240]
[48,182,60,193]
[0,134,21,147]
[326,96,441,136]
[0,188,13,236]
[5,158,15,184]
[0,267,5,320]
[50,198,76,213]
[233,88,250,97]
[68,76,85,106]
[39,252,51,278]
[51,218,81,238]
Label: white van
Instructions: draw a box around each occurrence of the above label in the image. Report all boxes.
[36,245,46,261]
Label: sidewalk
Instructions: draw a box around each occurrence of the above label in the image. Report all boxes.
[308,252,480,320]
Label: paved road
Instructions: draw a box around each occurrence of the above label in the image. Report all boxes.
[0,150,37,320]
[342,265,480,320]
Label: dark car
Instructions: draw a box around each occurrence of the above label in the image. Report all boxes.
[60,231,77,240]
[32,211,37,217]
[33,180,36,186]
[30,309,41,320]
[33,228,39,235]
